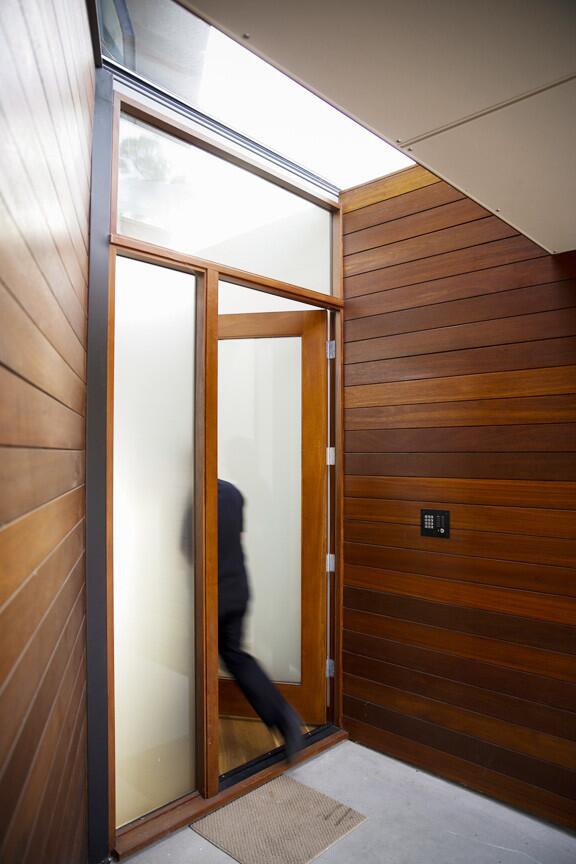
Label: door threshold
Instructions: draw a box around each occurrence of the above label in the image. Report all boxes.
[219,724,342,791]
[114,727,347,859]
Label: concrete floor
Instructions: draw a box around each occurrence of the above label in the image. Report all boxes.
[128,740,576,864]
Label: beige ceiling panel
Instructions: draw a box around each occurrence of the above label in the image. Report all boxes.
[409,79,576,253]
[188,0,576,142]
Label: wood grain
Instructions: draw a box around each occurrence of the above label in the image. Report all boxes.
[342,181,464,234]
[345,337,576,387]
[345,395,576,430]
[344,217,516,277]
[0,448,84,526]
[344,608,576,682]
[346,308,576,365]
[345,365,576,408]
[345,254,576,320]
[341,171,576,828]
[344,198,488,256]
[345,281,576,342]
[345,495,576,538]
[344,564,576,625]
[341,166,440,213]
[344,673,576,769]
[0,2,93,860]
[344,519,576,566]
[343,631,576,712]
[344,541,576,595]
[343,652,576,741]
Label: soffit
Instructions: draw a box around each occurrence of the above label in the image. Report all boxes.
[186,0,576,252]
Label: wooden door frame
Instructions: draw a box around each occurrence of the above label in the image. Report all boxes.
[88,82,345,861]
[217,310,328,725]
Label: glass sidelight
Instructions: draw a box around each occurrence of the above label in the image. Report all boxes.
[112,256,197,826]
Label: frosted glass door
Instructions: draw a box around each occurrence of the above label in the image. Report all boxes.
[218,337,302,683]
[113,256,196,827]
[218,302,328,725]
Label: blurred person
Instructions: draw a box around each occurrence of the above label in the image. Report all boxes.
[217,478,303,761]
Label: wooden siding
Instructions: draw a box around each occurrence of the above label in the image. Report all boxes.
[341,166,576,829]
[0,1,94,861]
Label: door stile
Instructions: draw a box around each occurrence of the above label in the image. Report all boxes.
[195,268,220,798]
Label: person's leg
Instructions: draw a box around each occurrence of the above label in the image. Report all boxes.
[218,611,303,758]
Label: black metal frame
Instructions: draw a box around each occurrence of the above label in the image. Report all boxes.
[85,67,115,864]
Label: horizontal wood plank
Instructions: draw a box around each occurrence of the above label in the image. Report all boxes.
[345,495,576,538]
[345,217,516,277]
[344,608,576,682]
[344,519,576,566]
[0,526,84,684]
[343,651,576,741]
[344,673,576,769]
[344,198,488,256]
[341,166,440,213]
[343,631,576,712]
[344,564,576,624]
[0,367,85,449]
[0,487,84,605]
[344,586,576,654]
[0,283,85,413]
[344,541,576,595]
[0,448,84,526]
[345,336,576,387]
[345,236,547,299]
[345,308,576,365]
[345,365,576,408]
[345,396,576,430]
[343,181,465,233]
[345,281,576,342]
[345,424,576,453]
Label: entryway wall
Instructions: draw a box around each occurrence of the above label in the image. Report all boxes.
[340,166,576,829]
[0,2,94,862]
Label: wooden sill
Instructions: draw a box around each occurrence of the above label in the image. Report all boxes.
[114,728,348,859]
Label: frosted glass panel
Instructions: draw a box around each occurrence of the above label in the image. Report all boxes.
[218,338,302,683]
[113,256,196,827]
[118,116,332,293]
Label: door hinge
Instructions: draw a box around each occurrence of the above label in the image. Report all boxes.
[326,553,336,573]
[326,339,336,359]
[326,658,335,678]
[326,446,336,466]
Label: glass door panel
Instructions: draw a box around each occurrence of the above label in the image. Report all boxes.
[112,256,197,826]
[218,336,302,684]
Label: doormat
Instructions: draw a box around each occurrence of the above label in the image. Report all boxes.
[191,775,366,864]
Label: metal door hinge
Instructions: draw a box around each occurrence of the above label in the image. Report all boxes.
[326,340,336,359]
[326,658,335,678]
[326,446,336,466]
[326,553,336,573]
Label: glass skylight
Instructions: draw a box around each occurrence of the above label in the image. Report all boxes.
[98,0,413,188]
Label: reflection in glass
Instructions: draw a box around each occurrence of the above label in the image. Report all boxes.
[113,256,196,826]
[118,116,332,293]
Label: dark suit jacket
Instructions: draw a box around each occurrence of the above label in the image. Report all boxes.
[218,479,249,617]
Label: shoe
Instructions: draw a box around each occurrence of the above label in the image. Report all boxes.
[280,708,304,763]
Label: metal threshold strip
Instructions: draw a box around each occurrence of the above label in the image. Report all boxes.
[219,725,342,791]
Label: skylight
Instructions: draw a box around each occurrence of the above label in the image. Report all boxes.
[98,0,413,189]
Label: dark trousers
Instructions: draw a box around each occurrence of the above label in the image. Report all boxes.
[218,609,289,730]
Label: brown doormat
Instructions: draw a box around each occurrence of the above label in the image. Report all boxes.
[191,775,366,864]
